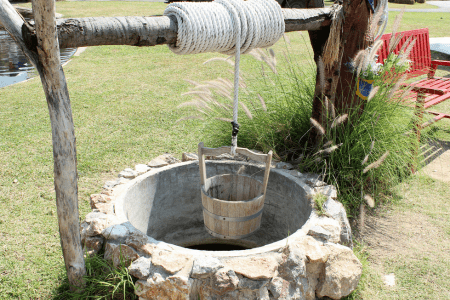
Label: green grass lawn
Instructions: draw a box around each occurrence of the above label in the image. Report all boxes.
[1,2,450,299]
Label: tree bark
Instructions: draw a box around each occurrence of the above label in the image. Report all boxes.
[20,8,333,49]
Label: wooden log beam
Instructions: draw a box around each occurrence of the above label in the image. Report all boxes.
[21,7,332,49]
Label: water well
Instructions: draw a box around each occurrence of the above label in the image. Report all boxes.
[83,158,361,299]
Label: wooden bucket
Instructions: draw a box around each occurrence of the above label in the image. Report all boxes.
[198,142,272,239]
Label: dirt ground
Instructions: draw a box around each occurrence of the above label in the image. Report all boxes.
[356,143,450,299]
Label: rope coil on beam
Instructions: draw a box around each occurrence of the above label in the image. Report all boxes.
[163,0,285,55]
[164,0,285,153]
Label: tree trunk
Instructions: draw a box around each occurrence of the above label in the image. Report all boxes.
[308,0,374,146]
[20,8,333,49]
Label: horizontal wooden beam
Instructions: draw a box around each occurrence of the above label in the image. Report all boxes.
[22,7,332,49]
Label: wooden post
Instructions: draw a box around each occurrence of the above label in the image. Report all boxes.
[30,0,86,289]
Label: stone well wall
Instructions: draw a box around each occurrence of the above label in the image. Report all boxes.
[80,153,361,300]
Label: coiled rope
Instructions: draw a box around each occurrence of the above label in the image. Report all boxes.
[164,0,284,154]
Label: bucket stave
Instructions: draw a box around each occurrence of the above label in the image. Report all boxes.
[201,174,265,239]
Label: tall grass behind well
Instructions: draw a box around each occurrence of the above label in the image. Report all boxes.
[178,41,423,216]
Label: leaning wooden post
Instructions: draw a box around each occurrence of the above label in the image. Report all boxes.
[31,0,86,288]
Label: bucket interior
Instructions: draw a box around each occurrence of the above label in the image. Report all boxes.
[204,174,263,202]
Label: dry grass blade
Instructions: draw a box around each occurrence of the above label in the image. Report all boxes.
[240,102,253,119]
[403,37,417,60]
[398,36,413,55]
[184,79,202,87]
[361,141,376,165]
[331,114,348,128]
[216,117,233,123]
[367,6,384,42]
[363,151,390,173]
[389,9,404,52]
[177,99,211,111]
[368,40,384,63]
[217,78,233,89]
[258,94,267,112]
[315,143,342,155]
[367,86,379,102]
[310,118,325,136]
[203,56,234,66]
[364,194,375,208]
[182,90,212,96]
[355,50,368,78]
[389,33,403,54]
[176,115,204,123]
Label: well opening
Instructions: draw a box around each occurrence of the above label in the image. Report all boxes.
[117,160,312,249]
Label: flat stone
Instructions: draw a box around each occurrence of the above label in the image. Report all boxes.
[310,217,341,244]
[302,173,327,187]
[91,202,114,214]
[135,274,190,300]
[129,257,152,280]
[181,152,198,162]
[147,157,169,168]
[223,255,279,280]
[316,243,362,299]
[280,169,303,177]
[191,256,224,278]
[275,162,294,170]
[295,236,329,263]
[237,277,268,291]
[152,251,192,274]
[210,268,239,296]
[119,168,138,179]
[104,243,140,268]
[323,198,353,247]
[84,235,104,254]
[90,194,113,206]
[135,164,151,175]
[102,224,130,241]
[315,185,338,199]
[308,226,333,242]
[268,277,290,299]
[278,245,306,282]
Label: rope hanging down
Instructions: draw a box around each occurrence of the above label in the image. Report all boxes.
[164,0,284,154]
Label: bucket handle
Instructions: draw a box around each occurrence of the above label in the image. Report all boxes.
[198,142,272,197]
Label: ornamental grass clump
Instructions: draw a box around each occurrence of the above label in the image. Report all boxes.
[178,27,428,216]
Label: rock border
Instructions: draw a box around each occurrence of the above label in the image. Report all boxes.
[80,153,361,300]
